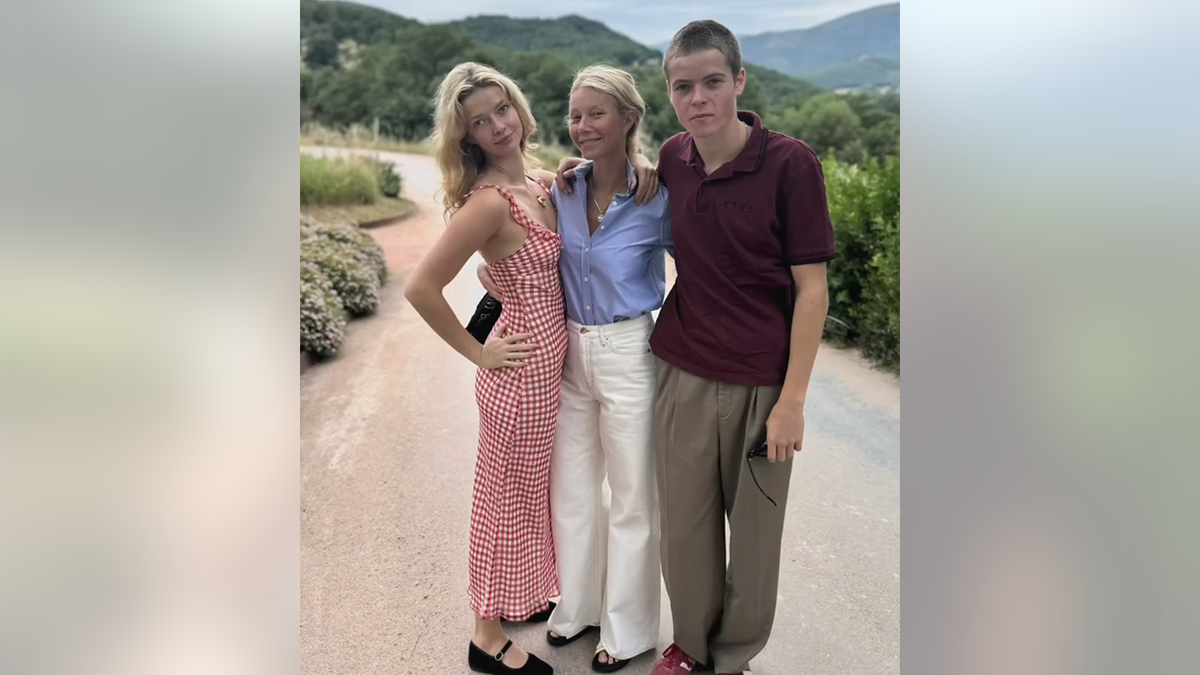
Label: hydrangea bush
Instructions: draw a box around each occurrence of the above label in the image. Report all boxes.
[309,221,388,285]
[301,235,381,317]
[300,261,346,356]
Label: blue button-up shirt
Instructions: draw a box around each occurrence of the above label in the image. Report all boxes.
[552,160,673,326]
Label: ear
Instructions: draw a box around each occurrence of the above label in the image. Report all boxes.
[734,68,746,96]
[623,111,636,134]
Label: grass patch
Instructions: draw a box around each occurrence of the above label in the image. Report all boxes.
[302,197,417,227]
[301,154,380,206]
[301,122,578,171]
[301,123,431,154]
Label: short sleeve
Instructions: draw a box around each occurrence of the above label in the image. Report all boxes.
[656,139,671,185]
[782,143,836,265]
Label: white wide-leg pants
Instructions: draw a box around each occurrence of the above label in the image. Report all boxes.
[547,314,661,660]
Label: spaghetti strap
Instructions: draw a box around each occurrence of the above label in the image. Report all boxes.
[465,184,527,231]
[465,184,557,236]
[466,183,517,205]
[527,175,552,196]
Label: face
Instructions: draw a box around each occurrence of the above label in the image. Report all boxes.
[568,86,633,161]
[461,85,523,158]
[665,48,745,139]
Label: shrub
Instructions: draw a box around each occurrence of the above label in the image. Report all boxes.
[822,154,900,371]
[304,219,387,285]
[300,261,347,356]
[301,236,381,316]
[300,154,380,206]
[365,157,402,198]
[859,224,899,370]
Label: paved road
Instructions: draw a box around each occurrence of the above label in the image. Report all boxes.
[300,148,900,675]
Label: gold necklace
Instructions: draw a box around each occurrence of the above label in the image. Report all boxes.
[591,193,613,224]
[589,179,618,225]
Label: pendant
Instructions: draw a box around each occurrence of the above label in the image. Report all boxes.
[536,195,547,209]
[597,211,605,224]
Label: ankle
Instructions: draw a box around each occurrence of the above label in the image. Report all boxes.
[473,623,508,652]
[473,632,508,652]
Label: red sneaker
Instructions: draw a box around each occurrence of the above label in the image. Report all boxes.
[650,644,699,675]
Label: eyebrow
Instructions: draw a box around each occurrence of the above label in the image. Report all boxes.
[469,99,510,122]
[674,72,726,85]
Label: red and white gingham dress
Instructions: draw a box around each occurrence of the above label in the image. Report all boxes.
[467,180,567,621]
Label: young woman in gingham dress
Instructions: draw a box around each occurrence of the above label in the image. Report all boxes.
[405,62,566,675]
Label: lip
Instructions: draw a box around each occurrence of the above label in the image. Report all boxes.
[691,113,714,121]
[578,138,601,146]
[495,132,514,145]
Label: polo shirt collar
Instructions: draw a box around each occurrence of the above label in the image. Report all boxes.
[679,111,766,173]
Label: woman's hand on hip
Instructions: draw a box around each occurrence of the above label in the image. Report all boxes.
[477,322,538,369]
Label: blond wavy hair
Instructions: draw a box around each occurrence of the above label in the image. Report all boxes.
[430,62,542,217]
[570,65,645,158]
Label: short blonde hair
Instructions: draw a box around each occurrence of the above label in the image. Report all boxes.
[570,65,645,158]
[430,62,541,217]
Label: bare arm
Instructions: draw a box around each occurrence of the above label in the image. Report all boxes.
[764,262,829,462]
[781,263,829,402]
[404,192,536,368]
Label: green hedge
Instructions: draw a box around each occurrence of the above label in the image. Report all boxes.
[823,154,900,371]
[299,217,389,356]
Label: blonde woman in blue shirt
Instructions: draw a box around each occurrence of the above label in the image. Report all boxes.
[480,65,672,673]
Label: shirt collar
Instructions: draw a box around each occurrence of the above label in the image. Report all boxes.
[575,158,637,196]
[678,110,766,173]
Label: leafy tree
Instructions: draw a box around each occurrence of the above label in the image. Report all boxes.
[304,27,339,69]
[771,93,862,159]
[863,116,900,159]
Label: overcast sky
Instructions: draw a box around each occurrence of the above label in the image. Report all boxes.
[351,0,896,46]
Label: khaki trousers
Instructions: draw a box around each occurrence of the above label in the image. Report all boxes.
[654,358,794,674]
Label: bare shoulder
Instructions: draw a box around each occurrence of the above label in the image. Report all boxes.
[449,186,511,235]
[531,169,556,188]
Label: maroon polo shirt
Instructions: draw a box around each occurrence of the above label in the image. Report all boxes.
[651,111,835,386]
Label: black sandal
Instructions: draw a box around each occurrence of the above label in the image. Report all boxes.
[546,625,597,647]
[591,649,629,673]
[468,640,553,675]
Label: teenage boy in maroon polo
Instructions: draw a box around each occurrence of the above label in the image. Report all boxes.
[554,21,833,675]
[649,20,832,675]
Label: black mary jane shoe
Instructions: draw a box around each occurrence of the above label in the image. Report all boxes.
[468,640,554,675]
[546,625,597,647]
[502,601,557,624]
[590,649,630,673]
